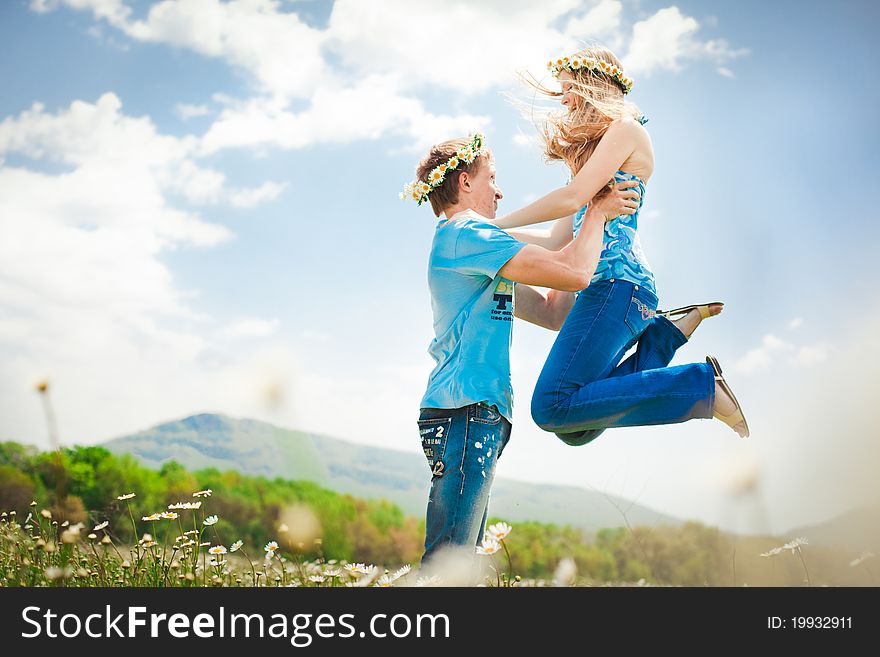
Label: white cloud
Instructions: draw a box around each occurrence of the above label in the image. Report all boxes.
[624,6,748,77]
[788,317,803,330]
[0,94,291,445]
[42,0,332,100]
[175,103,212,120]
[325,0,582,95]
[716,66,735,79]
[734,334,794,374]
[199,77,491,154]
[565,0,623,43]
[513,132,538,148]
[228,181,286,208]
[734,332,831,374]
[220,318,281,339]
[795,343,830,368]
[32,1,746,156]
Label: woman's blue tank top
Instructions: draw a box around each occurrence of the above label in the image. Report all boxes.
[572,170,656,294]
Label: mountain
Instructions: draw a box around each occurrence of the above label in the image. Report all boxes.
[103,413,680,532]
[785,506,880,556]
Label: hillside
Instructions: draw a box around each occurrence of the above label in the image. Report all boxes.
[104,413,678,532]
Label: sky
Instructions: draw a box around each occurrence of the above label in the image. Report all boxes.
[1,0,878,536]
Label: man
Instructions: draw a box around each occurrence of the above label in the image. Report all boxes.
[404,133,639,570]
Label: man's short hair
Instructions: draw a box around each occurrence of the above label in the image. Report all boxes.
[415,138,488,217]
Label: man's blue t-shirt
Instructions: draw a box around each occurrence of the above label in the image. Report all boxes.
[420,210,527,421]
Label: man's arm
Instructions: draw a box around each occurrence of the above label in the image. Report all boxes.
[497,181,637,291]
[514,285,574,331]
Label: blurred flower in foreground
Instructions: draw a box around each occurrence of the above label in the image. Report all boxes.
[850,551,874,568]
[553,557,577,587]
[486,522,512,541]
[476,538,501,555]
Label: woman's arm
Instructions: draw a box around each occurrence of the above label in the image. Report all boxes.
[493,119,640,229]
[505,215,574,251]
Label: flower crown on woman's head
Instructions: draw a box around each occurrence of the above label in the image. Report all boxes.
[547,54,634,95]
[401,133,486,205]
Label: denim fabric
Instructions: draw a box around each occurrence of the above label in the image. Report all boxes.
[418,403,512,566]
[531,279,715,440]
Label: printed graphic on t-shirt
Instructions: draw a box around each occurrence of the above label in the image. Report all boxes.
[491,280,513,322]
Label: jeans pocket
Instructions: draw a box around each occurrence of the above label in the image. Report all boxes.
[470,403,502,425]
[624,287,658,335]
[418,417,452,477]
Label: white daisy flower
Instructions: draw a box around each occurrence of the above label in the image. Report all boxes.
[487,522,512,541]
[117,493,136,500]
[203,515,218,526]
[391,565,411,581]
[850,551,874,568]
[93,521,109,531]
[309,575,326,583]
[264,540,279,554]
[160,511,179,520]
[192,489,213,498]
[142,513,161,522]
[476,538,502,555]
[168,501,201,510]
[783,537,808,552]
[230,540,243,553]
[208,545,227,555]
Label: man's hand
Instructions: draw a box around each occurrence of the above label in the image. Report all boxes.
[586,181,640,222]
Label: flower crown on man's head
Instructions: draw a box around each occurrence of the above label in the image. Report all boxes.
[401,133,486,205]
[547,54,634,95]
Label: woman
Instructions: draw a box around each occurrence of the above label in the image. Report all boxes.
[492,45,748,442]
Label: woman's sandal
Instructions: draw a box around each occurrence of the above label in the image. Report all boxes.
[706,355,749,438]
[657,302,724,320]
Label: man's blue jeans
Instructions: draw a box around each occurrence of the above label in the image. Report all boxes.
[531,279,715,444]
[417,403,511,566]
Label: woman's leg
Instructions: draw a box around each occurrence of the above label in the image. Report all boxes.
[607,315,687,377]
[532,280,650,433]
[533,281,715,436]
[557,315,687,445]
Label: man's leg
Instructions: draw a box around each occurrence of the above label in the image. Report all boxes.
[419,404,511,573]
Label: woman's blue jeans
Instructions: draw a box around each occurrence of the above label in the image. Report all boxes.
[417,403,511,566]
[531,279,715,445]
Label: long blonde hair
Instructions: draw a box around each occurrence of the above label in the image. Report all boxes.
[528,45,643,182]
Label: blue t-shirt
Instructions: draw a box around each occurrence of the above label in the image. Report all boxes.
[420,210,527,421]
